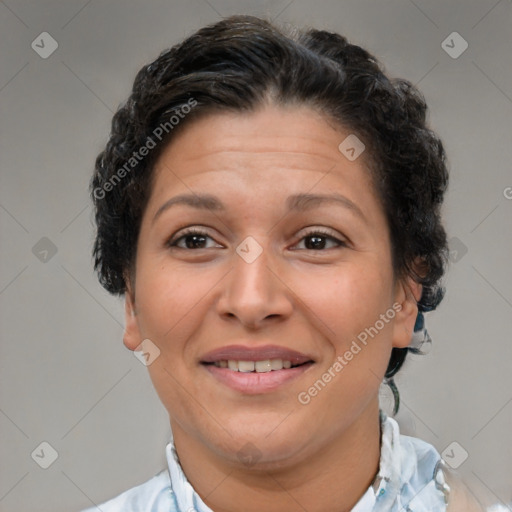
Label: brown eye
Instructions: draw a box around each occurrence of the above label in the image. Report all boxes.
[168,228,220,250]
[294,229,347,251]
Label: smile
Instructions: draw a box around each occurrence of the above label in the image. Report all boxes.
[202,360,314,394]
[200,344,315,393]
[211,359,298,372]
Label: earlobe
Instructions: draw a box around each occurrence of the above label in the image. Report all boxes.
[123,284,142,351]
[391,277,422,349]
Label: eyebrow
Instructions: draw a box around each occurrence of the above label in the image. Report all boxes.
[152,192,367,224]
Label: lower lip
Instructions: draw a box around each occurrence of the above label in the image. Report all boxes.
[202,363,314,394]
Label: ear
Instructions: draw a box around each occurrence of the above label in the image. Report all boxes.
[123,280,143,351]
[391,275,422,349]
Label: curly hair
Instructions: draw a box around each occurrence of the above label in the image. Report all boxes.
[91,14,449,409]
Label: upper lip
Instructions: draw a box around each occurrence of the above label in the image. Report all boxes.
[200,345,315,365]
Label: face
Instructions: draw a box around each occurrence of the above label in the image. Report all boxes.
[124,103,420,467]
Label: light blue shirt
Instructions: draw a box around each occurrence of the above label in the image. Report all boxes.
[81,411,502,511]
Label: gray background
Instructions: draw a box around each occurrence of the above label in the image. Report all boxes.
[0,0,511,511]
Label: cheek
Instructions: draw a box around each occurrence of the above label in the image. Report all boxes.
[297,260,396,400]
[136,263,214,413]
[134,259,211,341]
[299,261,394,340]
[295,270,395,417]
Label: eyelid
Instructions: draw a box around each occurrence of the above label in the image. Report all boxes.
[297,226,344,239]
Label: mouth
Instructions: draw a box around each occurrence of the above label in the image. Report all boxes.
[200,345,315,394]
[203,359,310,372]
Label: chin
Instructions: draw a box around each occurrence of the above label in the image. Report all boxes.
[207,421,313,468]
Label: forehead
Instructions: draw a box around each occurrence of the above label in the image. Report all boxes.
[156,104,357,172]
[146,103,381,222]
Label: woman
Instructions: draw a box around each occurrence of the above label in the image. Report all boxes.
[85,14,503,512]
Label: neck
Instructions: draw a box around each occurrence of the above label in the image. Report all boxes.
[171,399,382,512]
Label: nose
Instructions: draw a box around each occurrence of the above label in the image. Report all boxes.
[216,237,293,330]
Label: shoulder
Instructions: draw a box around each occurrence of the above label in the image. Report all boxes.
[444,475,485,512]
[80,468,178,512]
[396,429,489,512]
[368,414,503,511]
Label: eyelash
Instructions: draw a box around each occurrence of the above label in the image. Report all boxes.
[167,227,347,251]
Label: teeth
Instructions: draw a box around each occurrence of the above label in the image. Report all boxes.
[255,360,272,372]
[270,358,283,370]
[238,361,255,373]
[213,359,297,372]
